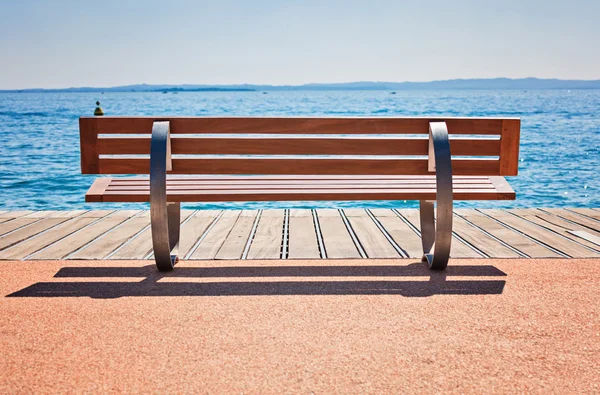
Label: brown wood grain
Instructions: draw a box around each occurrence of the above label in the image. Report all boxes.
[79,117,99,174]
[85,178,112,202]
[104,183,497,191]
[96,157,501,176]
[499,119,520,175]
[90,188,513,203]
[82,116,510,135]
[97,136,501,156]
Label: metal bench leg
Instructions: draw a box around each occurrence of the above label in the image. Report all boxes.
[150,121,180,271]
[419,122,453,270]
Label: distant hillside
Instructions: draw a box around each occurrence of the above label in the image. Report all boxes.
[2,78,600,92]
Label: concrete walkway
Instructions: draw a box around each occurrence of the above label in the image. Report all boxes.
[1,258,598,393]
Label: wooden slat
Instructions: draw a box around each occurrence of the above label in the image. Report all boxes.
[398,209,481,258]
[97,157,502,176]
[49,210,89,218]
[69,216,150,259]
[109,211,193,259]
[455,209,560,258]
[540,209,600,237]
[111,175,493,181]
[344,210,399,258]
[316,210,361,258]
[499,119,520,175]
[110,177,495,186]
[480,209,597,258]
[215,211,258,260]
[94,188,511,203]
[80,117,99,174]
[105,183,498,191]
[0,218,70,252]
[568,231,600,247]
[189,212,240,259]
[23,211,58,218]
[177,213,219,258]
[506,209,600,252]
[288,210,320,259]
[0,217,98,260]
[29,214,130,260]
[247,210,284,259]
[97,136,501,156]
[81,210,117,218]
[538,210,600,238]
[83,116,509,135]
[452,214,521,258]
[86,178,112,202]
[0,211,33,219]
[370,209,422,258]
[567,208,600,220]
[0,218,40,237]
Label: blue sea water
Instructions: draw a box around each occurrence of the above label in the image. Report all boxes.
[0,90,598,211]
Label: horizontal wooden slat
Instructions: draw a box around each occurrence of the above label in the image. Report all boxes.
[88,188,514,203]
[97,136,501,156]
[82,116,509,135]
[97,158,501,176]
[110,179,493,187]
[110,175,493,182]
[105,183,497,191]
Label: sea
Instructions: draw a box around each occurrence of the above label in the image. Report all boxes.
[0,90,598,211]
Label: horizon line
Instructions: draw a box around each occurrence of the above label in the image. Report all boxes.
[2,77,600,92]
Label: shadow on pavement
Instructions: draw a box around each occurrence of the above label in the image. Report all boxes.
[8,262,506,299]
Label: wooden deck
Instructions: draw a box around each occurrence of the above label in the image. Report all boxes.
[0,208,599,261]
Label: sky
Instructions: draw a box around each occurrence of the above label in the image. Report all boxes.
[0,0,599,89]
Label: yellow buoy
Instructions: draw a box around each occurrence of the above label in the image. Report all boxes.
[94,101,104,116]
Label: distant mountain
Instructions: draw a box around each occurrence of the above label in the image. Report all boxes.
[2,78,600,92]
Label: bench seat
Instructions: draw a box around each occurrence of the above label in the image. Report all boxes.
[86,175,515,203]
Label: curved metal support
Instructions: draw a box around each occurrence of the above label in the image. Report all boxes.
[420,122,453,270]
[150,121,180,271]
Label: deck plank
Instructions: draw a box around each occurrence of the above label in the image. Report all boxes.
[0,218,41,237]
[0,217,100,260]
[567,208,600,220]
[316,209,360,259]
[178,211,220,258]
[190,211,241,260]
[506,209,600,253]
[110,211,193,260]
[482,209,596,258]
[215,211,259,260]
[69,216,151,259]
[398,209,481,258]
[81,210,117,218]
[29,214,131,260]
[288,210,320,259]
[247,210,284,259]
[344,210,399,259]
[0,218,71,253]
[371,209,422,258]
[456,209,560,258]
[452,214,521,258]
[49,210,89,218]
[542,209,600,236]
[0,211,33,219]
[23,211,58,218]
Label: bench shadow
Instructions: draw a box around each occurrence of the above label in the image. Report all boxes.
[7,262,507,299]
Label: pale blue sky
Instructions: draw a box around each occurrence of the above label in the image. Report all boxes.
[1,0,599,89]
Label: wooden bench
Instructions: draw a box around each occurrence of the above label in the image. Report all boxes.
[79,116,520,271]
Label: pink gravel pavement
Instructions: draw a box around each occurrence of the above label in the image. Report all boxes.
[0,258,598,393]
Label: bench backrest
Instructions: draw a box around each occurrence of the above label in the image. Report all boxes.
[79,117,520,176]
